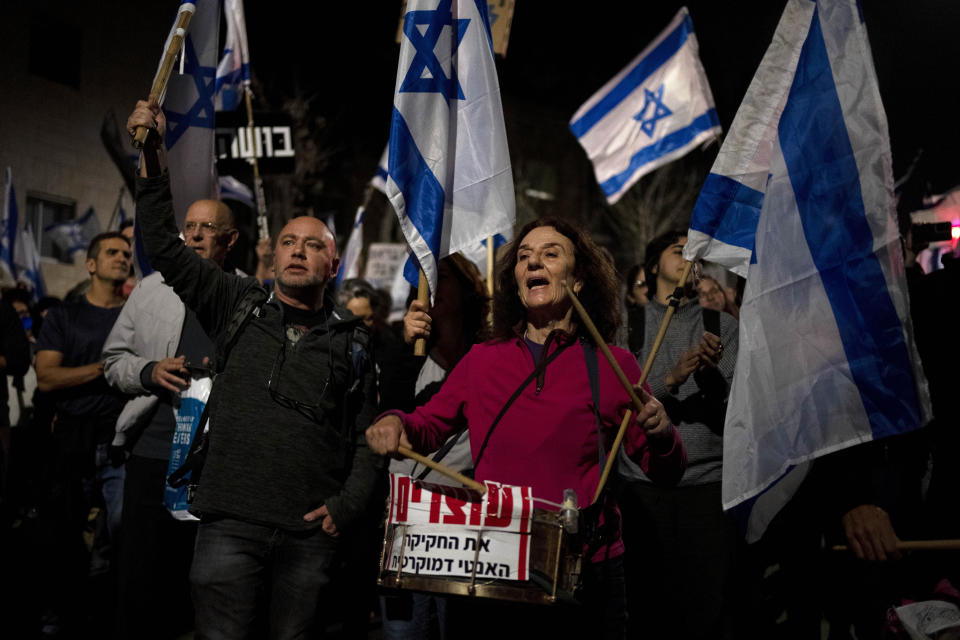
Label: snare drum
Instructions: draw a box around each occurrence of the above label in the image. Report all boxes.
[377,476,582,605]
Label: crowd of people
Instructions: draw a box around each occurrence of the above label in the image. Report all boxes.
[0,100,957,640]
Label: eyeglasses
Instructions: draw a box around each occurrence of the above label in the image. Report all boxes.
[266,331,332,425]
[183,221,222,236]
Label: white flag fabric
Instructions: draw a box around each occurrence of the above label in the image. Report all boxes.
[337,205,365,287]
[157,0,220,226]
[2,167,18,285]
[44,206,101,259]
[386,0,515,296]
[371,144,389,194]
[458,231,510,279]
[218,175,254,208]
[684,0,931,542]
[14,226,46,302]
[569,7,720,204]
[214,0,250,111]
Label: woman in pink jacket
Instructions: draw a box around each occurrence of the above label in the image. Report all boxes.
[367,217,687,638]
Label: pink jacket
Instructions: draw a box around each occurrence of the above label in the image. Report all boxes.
[384,331,686,557]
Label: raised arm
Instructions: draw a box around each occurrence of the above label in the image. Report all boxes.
[127,100,255,339]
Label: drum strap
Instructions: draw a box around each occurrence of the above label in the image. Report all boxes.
[415,428,467,481]
[582,339,607,479]
[473,339,571,469]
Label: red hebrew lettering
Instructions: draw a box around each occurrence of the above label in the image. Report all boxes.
[411,481,422,503]
[469,499,483,526]
[429,490,443,523]
[443,494,467,525]
[395,476,410,522]
[484,486,513,528]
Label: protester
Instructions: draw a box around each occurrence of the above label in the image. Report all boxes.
[367,217,686,639]
[617,229,742,640]
[616,263,648,356]
[333,276,396,637]
[696,273,739,320]
[34,231,131,634]
[102,197,240,639]
[338,277,389,330]
[119,220,137,297]
[128,99,382,639]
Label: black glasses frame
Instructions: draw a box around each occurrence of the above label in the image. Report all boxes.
[266,328,333,424]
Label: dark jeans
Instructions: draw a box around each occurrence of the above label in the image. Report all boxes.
[190,517,339,640]
[116,455,197,639]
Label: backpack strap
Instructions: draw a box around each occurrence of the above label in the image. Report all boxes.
[167,286,267,491]
[213,286,269,373]
[582,338,607,479]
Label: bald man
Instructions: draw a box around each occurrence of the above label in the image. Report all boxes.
[127,101,381,639]
[102,196,240,638]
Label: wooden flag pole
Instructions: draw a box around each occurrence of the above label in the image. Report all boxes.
[398,445,486,494]
[414,269,429,356]
[244,86,270,241]
[832,540,960,552]
[133,6,195,148]
[486,235,495,297]
[564,261,693,503]
[640,261,693,380]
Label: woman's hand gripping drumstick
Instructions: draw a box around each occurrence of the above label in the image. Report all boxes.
[366,415,486,494]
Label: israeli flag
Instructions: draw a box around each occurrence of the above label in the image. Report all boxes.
[570,7,720,204]
[684,0,931,542]
[386,0,515,296]
[214,0,250,111]
[218,175,254,208]
[459,231,509,279]
[336,205,365,287]
[156,0,220,226]
[44,206,101,259]
[2,167,18,284]
[371,144,389,195]
[14,227,46,302]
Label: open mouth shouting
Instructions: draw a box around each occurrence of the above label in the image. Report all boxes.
[526,276,550,291]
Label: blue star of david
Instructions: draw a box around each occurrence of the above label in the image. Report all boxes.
[488,3,499,25]
[399,0,470,102]
[633,84,673,137]
[163,34,217,150]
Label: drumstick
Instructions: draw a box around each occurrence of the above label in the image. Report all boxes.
[832,539,960,552]
[397,445,487,494]
[565,266,692,504]
[563,282,646,413]
[593,410,631,504]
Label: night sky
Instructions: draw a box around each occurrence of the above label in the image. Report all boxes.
[243,1,960,215]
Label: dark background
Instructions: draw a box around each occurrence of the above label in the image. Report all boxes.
[224,1,959,267]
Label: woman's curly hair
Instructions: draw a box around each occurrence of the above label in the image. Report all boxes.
[492,217,621,343]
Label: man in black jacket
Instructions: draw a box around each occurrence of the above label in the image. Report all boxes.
[127,101,382,639]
